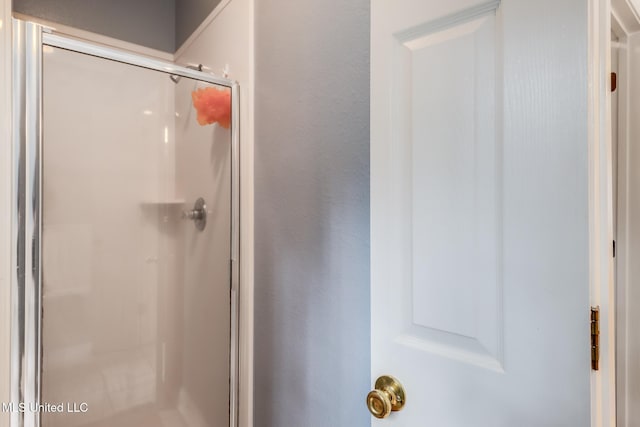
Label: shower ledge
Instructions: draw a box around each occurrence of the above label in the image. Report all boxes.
[140,199,186,207]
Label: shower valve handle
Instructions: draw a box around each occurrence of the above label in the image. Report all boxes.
[182,198,207,231]
[182,209,204,220]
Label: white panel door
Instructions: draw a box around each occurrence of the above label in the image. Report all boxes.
[371,0,591,425]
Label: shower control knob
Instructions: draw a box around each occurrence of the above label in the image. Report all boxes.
[182,209,204,220]
[182,197,207,231]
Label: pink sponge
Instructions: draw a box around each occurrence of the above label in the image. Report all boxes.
[191,87,231,128]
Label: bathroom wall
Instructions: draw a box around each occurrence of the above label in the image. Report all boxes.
[0,0,12,426]
[175,0,224,49]
[174,1,254,425]
[253,1,371,426]
[13,0,176,52]
[12,0,227,53]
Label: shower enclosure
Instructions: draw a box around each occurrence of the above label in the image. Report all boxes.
[11,20,240,427]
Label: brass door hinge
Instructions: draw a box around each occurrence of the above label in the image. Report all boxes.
[591,306,600,371]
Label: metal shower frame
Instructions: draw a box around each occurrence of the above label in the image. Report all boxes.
[11,19,241,427]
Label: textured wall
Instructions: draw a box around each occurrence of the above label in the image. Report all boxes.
[175,0,223,49]
[13,0,226,52]
[254,1,371,426]
[13,0,176,52]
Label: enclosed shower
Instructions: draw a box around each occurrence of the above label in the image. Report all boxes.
[11,20,240,427]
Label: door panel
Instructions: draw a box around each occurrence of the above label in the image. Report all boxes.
[371,0,591,425]
[404,10,500,371]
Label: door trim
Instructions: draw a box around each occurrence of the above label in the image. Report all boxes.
[588,0,616,425]
[238,2,255,427]
[611,1,640,425]
[0,0,13,425]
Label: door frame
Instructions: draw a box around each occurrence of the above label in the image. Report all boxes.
[0,0,12,424]
[610,1,640,425]
[588,0,621,425]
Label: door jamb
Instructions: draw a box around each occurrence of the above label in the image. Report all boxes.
[588,0,616,425]
[610,15,626,427]
[0,0,12,425]
[609,1,640,425]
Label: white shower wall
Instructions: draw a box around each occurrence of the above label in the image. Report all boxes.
[172,79,231,427]
[175,1,254,426]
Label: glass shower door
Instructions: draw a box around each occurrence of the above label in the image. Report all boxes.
[36,41,235,427]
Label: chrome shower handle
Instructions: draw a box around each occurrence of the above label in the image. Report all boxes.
[182,208,204,220]
[182,197,207,231]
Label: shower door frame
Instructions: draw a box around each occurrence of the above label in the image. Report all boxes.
[11,19,241,427]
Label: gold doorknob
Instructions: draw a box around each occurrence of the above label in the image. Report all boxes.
[366,375,406,419]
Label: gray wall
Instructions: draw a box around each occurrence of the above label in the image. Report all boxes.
[254,1,371,426]
[13,0,176,52]
[175,0,223,49]
[12,0,224,52]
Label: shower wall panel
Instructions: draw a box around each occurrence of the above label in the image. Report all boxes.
[174,2,253,423]
[174,77,231,427]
